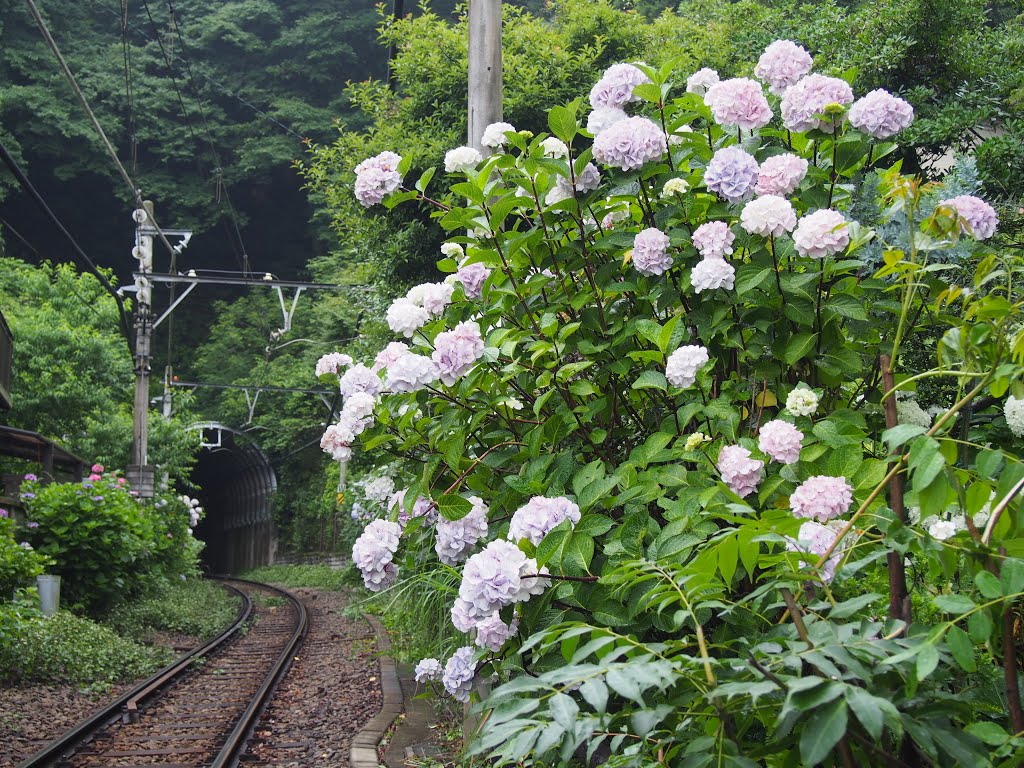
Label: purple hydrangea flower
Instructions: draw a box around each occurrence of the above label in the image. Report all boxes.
[474,611,519,652]
[704,146,759,203]
[414,658,443,683]
[593,117,667,171]
[26,521,39,529]
[24,474,38,482]
[435,496,489,565]
[352,520,403,591]
[754,40,813,95]
[373,342,410,372]
[432,320,485,386]
[385,352,438,394]
[442,646,476,702]
[786,520,844,582]
[692,221,736,259]
[339,364,384,400]
[848,89,914,139]
[793,209,851,258]
[457,540,548,629]
[508,496,581,546]
[632,227,673,276]
[938,195,998,240]
[790,475,854,521]
[353,151,403,207]
[589,63,651,109]
[455,262,491,300]
[755,154,809,197]
[718,445,763,498]
[757,420,804,464]
[704,78,773,131]
[781,74,854,133]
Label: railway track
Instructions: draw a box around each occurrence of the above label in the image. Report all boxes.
[16,578,308,768]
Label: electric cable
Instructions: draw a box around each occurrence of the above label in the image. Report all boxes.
[0,139,133,349]
[23,0,180,260]
[119,0,137,171]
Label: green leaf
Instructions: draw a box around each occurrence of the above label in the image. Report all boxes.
[932,594,977,615]
[548,105,578,142]
[964,722,1008,746]
[881,424,927,451]
[633,370,668,391]
[829,593,883,619]
[907,436,946,489]
[1000,558,1024,595]
[735,265,772,296]
[945,625,976,672]
[799,697,847,766]
[968,610,993,643]
[415,166,435,193]
[915,642,939,681]
[436,493,471,521]
[845,688,883,740]
[549,692,579,730]
[574,514,614,536]
[975,570,1003,599]
[718,534,738,584]
[578,678,608,713]
[784,333,817,365]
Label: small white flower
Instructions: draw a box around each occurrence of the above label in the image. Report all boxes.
[445,146,483,173]
[441,242,465,259]
[661,178,690,198]
[481,121,517,148]
[786,387,819,417]
[541,137,569,158]
[1006,395,1024,438]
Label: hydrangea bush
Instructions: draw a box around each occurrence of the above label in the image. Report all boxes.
[324,42,1024,766]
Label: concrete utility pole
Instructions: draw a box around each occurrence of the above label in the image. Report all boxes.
[128,202,156,497]
[467,0,503,151]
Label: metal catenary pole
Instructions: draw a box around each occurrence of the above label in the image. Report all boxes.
[128,202,156,497]
[467,0,503,152]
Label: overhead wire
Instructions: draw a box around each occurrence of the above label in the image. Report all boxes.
[0,139,133,350]
[119,0,137,171]
[23,0,180,261]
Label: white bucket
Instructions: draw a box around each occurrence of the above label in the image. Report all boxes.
[36,575,60,617]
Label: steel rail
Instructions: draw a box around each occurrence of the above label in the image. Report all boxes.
[16,580,252,768]
[209,577,309,768]
[15,577,307,768]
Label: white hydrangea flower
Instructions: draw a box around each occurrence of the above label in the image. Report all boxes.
[665,345,710,388]
[786,387,819,417]
[1006,396,1024,438]
[661,178,690,198]
[440,242,465,259]
[541,137,569,158]
[481,121,516,148]
[386,297,430,338]
[896,395,932,429]
[445,146,483,173]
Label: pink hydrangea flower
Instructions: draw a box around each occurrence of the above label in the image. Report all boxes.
[691,258,735,293]
[436,496,489,565]
[593,117,667,171]
[455,262,490,300]
[88,473,103,482]
[339,364,383,400]
[740,195,797,236]
[632,227,673,276]
[848,89,914,139]
[704,78,774,130]
[686,68,720,96]
[373,342,409,372]
[781,74,854,133]
[589,63,651,109]
[718,445,763,497]
[385,352,438,393]
[755,154,809,197]
[315,352,353,377]
[793,209,851,258]
[786,520,844,582]
[432,320,485,386]
[938,195,999,240]
[353,151,403,207]
[692,221,736,259]
[754,40,813,95]
[91,464,104,474]
[757,419,804,464]
[665,345,710,388]
[704,146,759,203]
[790,475,854,521]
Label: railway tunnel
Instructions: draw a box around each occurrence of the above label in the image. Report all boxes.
[188,422,278,574]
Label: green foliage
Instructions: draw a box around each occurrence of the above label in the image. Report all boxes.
[240,563,351,591]
[18,472,202,614]
[321,46,1024,763]
[0,594,171,685]
[105,579,240,641]
[0,514,49,597]
[0,257,200,481]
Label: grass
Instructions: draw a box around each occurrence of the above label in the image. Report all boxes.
[240,563,355,591]
[106,579,242,641]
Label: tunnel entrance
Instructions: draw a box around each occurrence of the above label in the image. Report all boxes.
[188,423,277,574]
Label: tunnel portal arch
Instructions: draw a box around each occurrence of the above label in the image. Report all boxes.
[188,422,277,574]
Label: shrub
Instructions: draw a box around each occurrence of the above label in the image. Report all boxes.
[106,580,240,641]
[322,43,1024,766]
[241,564,352,591]
[18,469,203,614]
[0,510,49,597]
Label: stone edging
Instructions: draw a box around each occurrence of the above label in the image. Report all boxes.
[350,614,403,768]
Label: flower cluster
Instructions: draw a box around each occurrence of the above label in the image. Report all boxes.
[181,494,203,530]
[632,227,673,276]
[741,195,797,237]
[435,496,489,564]
[780,74,854,133]
[352,520,402,590]
[692,221,735,259]
[704,78,773,130]
[786,521,845,582]
[939,195,999,240]
[589,62,650,109]
[353,151,403,208]
[717,445,763,497]
[786,387,819,417]
[847,89,914,139]
[455,262,490,300]
[666,345,710,388]
[362,476,396,504]
[414,657,442,683]
[792,209,850,259]
[1006,396,1024,438]
[593,117,667,171]
[451,540,548,639]
[704,146,759,203]
[790,476,853,521]
[755,154,808,197]
[315,352,352,377]
[758,420,804,464]
[433,321,485,385]
[442,646,476,702]
[754,40,812,95]
[508,496,581,545]
[481,121,516,148]
[445,146,483,173]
